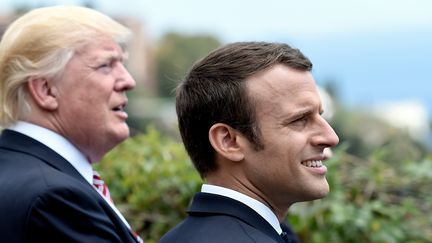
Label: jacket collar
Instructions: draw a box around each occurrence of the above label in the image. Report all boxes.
[0,129,84,181]
[188,192,286,242]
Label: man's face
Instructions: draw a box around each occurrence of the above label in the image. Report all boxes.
[53,38,135,162]
[242,64,339,209]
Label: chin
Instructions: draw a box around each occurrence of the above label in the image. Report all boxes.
[308,181,330,200]
[315,184,330,199]
[115,125,130,139]
[295,185,330,203]
[302,191,329,202]
[316,190,330,199]
[116,132,130,143]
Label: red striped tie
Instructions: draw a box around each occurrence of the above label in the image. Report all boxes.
[92,170,144,242]
[92,170,113,203]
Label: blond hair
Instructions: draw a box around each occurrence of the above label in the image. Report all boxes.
[0,5,131,126]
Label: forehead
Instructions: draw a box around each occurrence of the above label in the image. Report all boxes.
[246,65,321,115]
[74,38,123,61]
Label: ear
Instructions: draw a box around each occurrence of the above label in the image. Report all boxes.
[27,77,59,110]
[209,123,245,162]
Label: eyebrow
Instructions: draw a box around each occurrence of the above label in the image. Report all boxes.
[291,109,312,119]
[285,104,324,120]
[90,49,128,63]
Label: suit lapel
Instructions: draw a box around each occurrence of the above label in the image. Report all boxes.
[188,192,284,242]
[0,129,86,184]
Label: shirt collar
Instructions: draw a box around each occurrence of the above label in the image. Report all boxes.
[201,184,283,234]
[8,121,93,184]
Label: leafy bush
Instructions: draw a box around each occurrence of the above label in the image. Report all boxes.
[98,126,432,242]
[96,126,201,242]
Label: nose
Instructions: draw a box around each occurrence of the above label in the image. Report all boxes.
[115,63,136,91]
[311,116,339,149]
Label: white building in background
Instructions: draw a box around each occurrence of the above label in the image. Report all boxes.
[374,100,430,142]
[317,87,335,121]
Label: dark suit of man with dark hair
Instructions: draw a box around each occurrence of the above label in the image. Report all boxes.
[161,192,299,242]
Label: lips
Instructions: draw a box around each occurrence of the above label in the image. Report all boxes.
[111,100,128,119]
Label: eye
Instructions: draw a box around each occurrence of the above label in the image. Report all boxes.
[97,61,114,74]
[101,61,113,69]
[291,116,308,125]
[286,112,312,129]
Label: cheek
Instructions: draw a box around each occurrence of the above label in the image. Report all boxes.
[267,137,307,166]
[75,84,111,107]
[266,134,299,153]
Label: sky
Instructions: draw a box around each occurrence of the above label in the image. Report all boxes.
[1,0,432,117]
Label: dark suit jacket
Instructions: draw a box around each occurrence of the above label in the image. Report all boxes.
[159,192,300,243]
[0,129,138,243]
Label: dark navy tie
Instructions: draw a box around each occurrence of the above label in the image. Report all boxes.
[280,232,290,243]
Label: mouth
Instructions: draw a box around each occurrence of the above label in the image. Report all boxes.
[111,101,128,119]
[301,160,324,168]
[112,104,126,112]
[301,157,328,175]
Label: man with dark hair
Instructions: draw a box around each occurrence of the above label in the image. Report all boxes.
[160,41,339,243]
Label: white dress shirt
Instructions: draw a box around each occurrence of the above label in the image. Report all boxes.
[9,121,131,229]
[201,184,283,234]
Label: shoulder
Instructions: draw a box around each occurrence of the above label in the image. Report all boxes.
[0,161,105,241]
[0,150,100,225]
[22,180,124,242]
[0,148,91,199]
[160,214,277,243]
[0,133,96,203]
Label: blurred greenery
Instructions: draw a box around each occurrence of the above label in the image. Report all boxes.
[154,32,220,97]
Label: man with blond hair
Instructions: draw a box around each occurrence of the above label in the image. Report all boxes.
[0,6,142,242]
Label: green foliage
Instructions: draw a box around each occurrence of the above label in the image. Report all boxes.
[98,126,432,242]
[96,126,201,242]
[155,32,220,97]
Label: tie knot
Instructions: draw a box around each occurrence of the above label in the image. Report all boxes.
[93,170,103,185]
[93,170,101,179]
[92,170,112,203]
